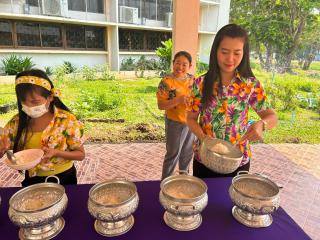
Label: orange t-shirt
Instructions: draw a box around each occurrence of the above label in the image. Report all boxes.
[156,74,194,123]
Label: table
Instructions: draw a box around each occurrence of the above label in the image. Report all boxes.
[0,178,311,240]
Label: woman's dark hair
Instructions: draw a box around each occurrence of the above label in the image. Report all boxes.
[173,51,192,64]
[202,24,254,109]
[13,69,70,152]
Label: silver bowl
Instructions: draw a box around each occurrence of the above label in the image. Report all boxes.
[88,179,139,237]
[199,138,243,174]
[229,171,281,228]
[159,174,208,231]
[8,176,68,239]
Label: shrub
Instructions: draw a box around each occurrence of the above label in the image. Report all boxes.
[121,57,136,71]
[155,38,172,77]
[196,61,209,76]
[44,66,53,76]
[2,55,35,75]
[95,64,115,80]
[80,66,97,81]
[63,61,76,74]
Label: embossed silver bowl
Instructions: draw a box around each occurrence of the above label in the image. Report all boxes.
[88,179,139,237]
[8,176,68,240]
[199,138,243,174]
[229,171,281,228]
[159,174,208,231]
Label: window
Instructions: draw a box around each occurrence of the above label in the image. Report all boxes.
[142,0,157,20]
[66,25,86,48]
[87,0,104,13]
[86,27,104,48]
[40,24,62,47]
[119,29,171,51]
[16,22,41,47]
[0,20,13,46]
[68,0,86,11]
[67,25,105,49]
[26,0,39,7]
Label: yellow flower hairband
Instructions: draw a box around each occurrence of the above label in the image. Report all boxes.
[15,76,61,97]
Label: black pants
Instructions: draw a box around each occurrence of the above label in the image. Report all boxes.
[21,165,77,187]
[193,159,250,178]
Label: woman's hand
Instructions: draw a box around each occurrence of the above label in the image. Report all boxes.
[42,147,57,162]
[240,121,264,143]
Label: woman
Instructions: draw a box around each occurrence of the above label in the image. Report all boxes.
[186,24,277,178]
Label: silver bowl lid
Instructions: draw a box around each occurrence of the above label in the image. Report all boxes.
[89,179,137,207]
[161,175,207,202]
[232,174,279,200]
[9,183,65,213]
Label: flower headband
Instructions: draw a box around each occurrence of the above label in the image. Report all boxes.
[15,76,61,97]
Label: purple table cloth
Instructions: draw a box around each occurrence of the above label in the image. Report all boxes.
[0,178,311,240]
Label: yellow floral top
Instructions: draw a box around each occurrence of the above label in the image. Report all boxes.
[4,107,85,176]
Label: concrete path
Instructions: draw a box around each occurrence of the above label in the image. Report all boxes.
[0,143,319,239]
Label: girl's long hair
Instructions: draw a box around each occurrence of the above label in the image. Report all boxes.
[202,24,254,109]
[13,69,70,152]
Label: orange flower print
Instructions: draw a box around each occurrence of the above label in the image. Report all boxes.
[218,100,228,113]
[232,82,252,100]
[230,133,241,144]
[255,85,266,101]
[187,94,201,112]
[203,123,214,137]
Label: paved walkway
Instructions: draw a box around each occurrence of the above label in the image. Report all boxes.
[0,143,319,239]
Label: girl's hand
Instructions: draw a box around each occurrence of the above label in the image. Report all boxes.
[42,147,57,162]
[240,121,264,143]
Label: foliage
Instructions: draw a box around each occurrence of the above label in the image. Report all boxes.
[44,66,53,76]
[120,57,136,71]
[95,64,115,80]
[80,65,97,81]
[296,15,320,70]
[155,38,172,77]
[230,0,320,72]
[63,61,76,74]
[196,61,209,76]
[1,55,35,75]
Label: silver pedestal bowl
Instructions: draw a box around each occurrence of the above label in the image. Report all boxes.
[229,171,281,228]
[88,179,139,237]
[8,176,68,240]
[159,174,208,231]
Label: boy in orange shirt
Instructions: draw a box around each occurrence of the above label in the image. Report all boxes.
[157,51,194,180]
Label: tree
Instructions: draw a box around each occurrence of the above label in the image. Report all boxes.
[230,0,320,73]
[296,15,320,70]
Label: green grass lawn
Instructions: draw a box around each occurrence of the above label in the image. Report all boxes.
[1,64,319,143]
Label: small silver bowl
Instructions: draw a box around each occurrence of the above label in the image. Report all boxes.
[229,171,281,228]
[88,179,139,237]
[159,174,208,231]
[8,176,68,239]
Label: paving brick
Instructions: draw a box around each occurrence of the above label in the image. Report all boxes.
[0,143,319,238]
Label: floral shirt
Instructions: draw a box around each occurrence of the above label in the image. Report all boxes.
[4,107,85,173]
[156,74,194,123]
[186,73,271,166]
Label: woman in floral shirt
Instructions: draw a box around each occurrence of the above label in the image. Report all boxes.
[186,24,277,178]
[0,69,85,186]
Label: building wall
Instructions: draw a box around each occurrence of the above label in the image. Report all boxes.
[0,0,231,71]
[0,52,107,69]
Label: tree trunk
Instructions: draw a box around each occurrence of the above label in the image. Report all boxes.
[302,54,315,70]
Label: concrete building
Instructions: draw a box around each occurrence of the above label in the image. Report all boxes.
[0,0,230,71]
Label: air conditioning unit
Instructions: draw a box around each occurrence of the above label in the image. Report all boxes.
[119,6,139,24]
[166,12,173,27]
[41,0,68,17]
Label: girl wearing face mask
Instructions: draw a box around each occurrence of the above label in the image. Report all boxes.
[0,69,85,186]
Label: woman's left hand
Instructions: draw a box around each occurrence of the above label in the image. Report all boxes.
[240,121,264,143]
[42,147,57,161]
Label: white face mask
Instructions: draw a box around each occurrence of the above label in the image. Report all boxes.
[22,103,49,118]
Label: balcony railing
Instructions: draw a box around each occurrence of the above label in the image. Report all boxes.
[0,0,114,23]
